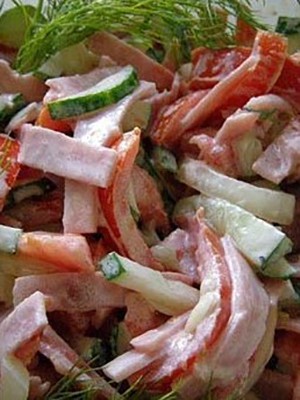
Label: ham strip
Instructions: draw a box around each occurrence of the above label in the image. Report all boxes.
[253,117,300,184]
[18,124,117,188]
[39,325,120,399]
[13,272,125,311]
[0,60,47,102]
[63,82,156,234]
[202,236,269,384]
[88,32,174,91]
[0,291,47,361]
[63,180,99,234]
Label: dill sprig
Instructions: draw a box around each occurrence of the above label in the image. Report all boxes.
[13,0,266,73]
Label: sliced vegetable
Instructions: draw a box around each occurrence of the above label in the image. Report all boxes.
[0,93,26,130]
[36,106,72,133]
[37,42,99,78]
[262,258,296,280]
[0,354,29,400]
[100,252,199,316]
[0,224,22,254]
[47,65,139,120]
[6,177,56,206]
[177,158,295,225]
[122,100,151,132]
[152,146,178,174]
[0,5,37,49]
[276,17,300,54]
[174,195,292,270]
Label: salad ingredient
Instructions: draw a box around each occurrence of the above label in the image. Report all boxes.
[178,158,295,225]
[6,177,56,206]
[253,116,300,183]
[0,93,26,130]
[174,195,292,270]
[100,252,198,316]
[98,128,163,270]
[0,60,46,102]
[13,272,125,312]
[0,353,30,400]
[0,5,36,49]
[18,124,118,187]
[0,224,22,254]
[0,291,47,361]
[88,32,174,91]
[0,136,20,211]
[47,65,139,120]
[276,16,300,54]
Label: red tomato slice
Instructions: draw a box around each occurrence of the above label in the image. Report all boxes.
[226,31,287,108]
[190,47,251,90]
[98,128,163,270]
[0,136,20,210]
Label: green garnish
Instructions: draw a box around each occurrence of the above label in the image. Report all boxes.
[12,0,266,74]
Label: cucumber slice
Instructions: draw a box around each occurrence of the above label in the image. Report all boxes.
[152,146,178,173]
[47,65,139,120]
[0,225,22,254]
[0,93,26,130]
[278,279,300,308]
[262,258,296,280]
[6,177,56,207]
[174,195,292,269]
[99,252,199,316]
[177,158,295,225]
[0,354,29,400]
[122,100,151,132]
[276,17,300,54]
[37,43,99,79]
[0,5,36,49]
[233,133,263,177]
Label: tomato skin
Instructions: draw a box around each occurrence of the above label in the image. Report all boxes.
[151,90,208,148]
[36,106,72,134]
[152,32,287,149]
[190,47,251,90]
[98,129,163,270]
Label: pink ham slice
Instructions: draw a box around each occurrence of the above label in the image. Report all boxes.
[63,180,99,234]
[253,116,300,184]
[88,32,174,91]
[0,60,47,102]
[63,81,157,234]
[17,231,95,273]
[39,325,119,399]
[18,124,117,187]
[0,291,47,361]
[13,272,125,312]
[192,94,293,176]
[199,236,269,385]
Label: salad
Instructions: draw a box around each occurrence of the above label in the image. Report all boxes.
[0,0,300,399]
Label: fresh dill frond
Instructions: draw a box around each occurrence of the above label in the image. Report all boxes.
[13,0,266,73]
